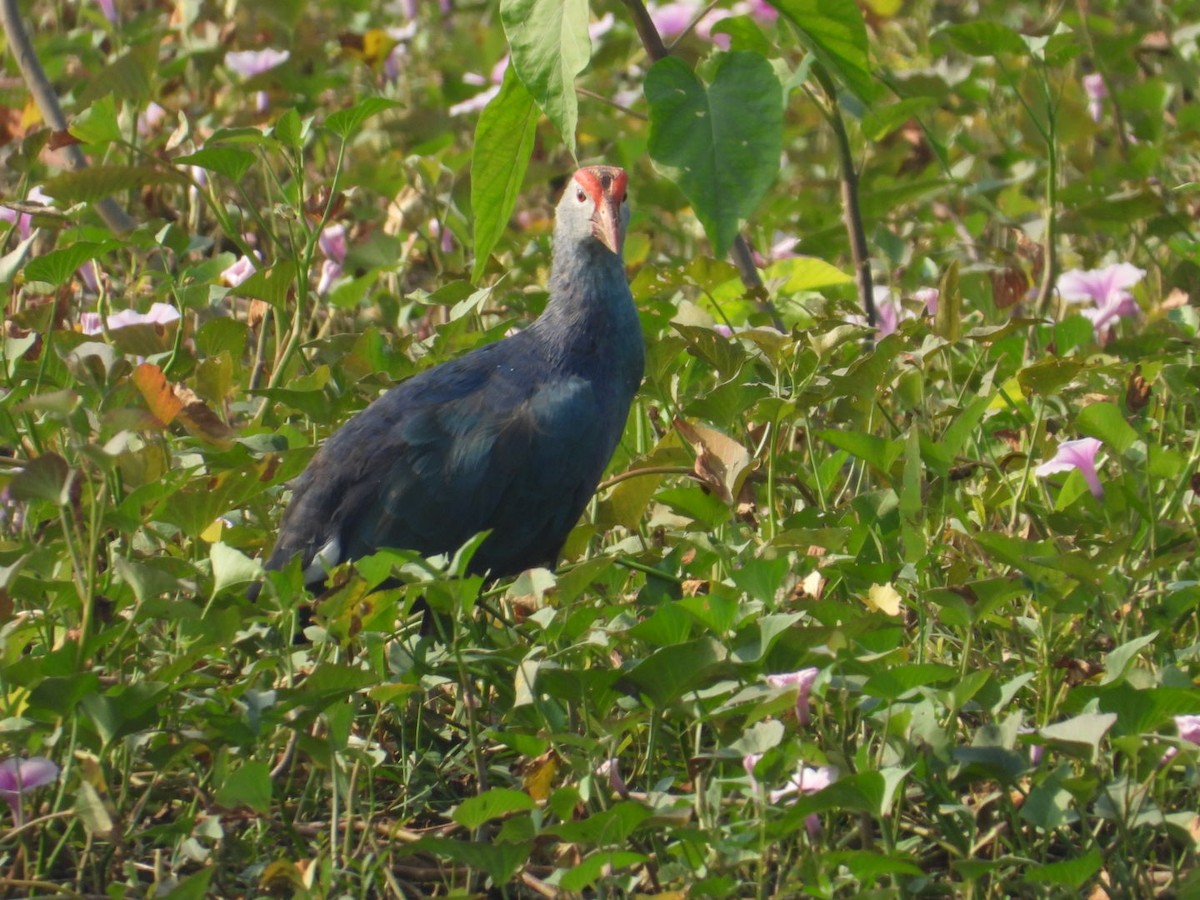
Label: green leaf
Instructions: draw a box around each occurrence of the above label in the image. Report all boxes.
[75,781,115,838]
[324,97,401,141]
[8,453,72,504]
[621,637,728,707]
[1020,763,1074,831]
[470,67,539,282]
[452,788,536,829]
[272,107,305,149]
[234,262,294,307]
[24,241,114,288]
[943,21,1027,57]
[731,719,786,756]
[863,663,958,700]
[560,851,649,892]
[79,43,156,104]
[1100,631,1158,686]
[215,761,273,814]
[1018,357,1084,396]
[646,53,783,258]
[175,147,257,181]
[41,165,183,203]
[548,801,652,843]
[763,255,853,292]
[210,542,262,596]
[1025,848,1102,888]
[1039,713,1116,761]
[817,429,903,473]
[861,97,936,140]
[934,259,962,341]
[71,95,122,146]
[1076,401,1139,455]
[160,869,216,900]
[768,0,877,102]
[499,0,589,155]
[407,837,532,885]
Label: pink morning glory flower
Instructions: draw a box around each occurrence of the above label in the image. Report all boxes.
[746,0,778,24]
[225,49,290,113]
[221,255,258,287]
[1083,73,1107,123]
[1034,437,1104,499]
[768,763,838,805]
[319,224,348,264]
[225,49,290,78]
[765,667,820,724]
[0,757,59,825]
[1176,715,1200,745]
[1057,263,1143,340]
[864,286,939,339]
[316,224,348,296]
[106,302,181,331]
[745,758,838,836]
[80,312,103,336]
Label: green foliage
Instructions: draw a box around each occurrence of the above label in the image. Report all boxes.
[2,0,1200,895]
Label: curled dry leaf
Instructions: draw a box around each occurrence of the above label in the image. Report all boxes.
[1125,366,1151,411]
[674,417,754,504]
[133,363,235,447]
[520,749,561,803]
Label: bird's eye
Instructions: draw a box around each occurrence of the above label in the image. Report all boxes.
[576,188,587,203]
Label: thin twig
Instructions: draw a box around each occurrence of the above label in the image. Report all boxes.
[812,72,875,327]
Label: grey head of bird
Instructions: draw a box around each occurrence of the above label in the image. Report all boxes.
[554,165,630,258]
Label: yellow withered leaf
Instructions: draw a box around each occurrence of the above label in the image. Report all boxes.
[865,582,902,616]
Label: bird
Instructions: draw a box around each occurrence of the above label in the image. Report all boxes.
[252,165,644,599]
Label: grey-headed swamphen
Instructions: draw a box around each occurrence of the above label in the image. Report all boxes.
[253,166,643,597]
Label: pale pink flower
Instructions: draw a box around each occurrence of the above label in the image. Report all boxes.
[0,757,59,825]
[647,1,695,41]
[316,259,341,296]
[1083,73,1107,123]
[1034,437,1104,499]
[221,255,257,287]
[225,49,290,113]
[768,764,838,804]
[746,0,777,24]
[225,49,290,78]
[765,667,820,724]
[1177,715,1200,745]
[913,287,939,315]
[315,224,348,296]
[1057,263,1143,340]
[761,763,839,836]
[875,287,900,337]
[80,312,103,336]
[107,302,181,331]
[319,224,348,264]
[95,0,117,23]
[743,752,763,781]
[137,101,167,138]
[753,231,799,267]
